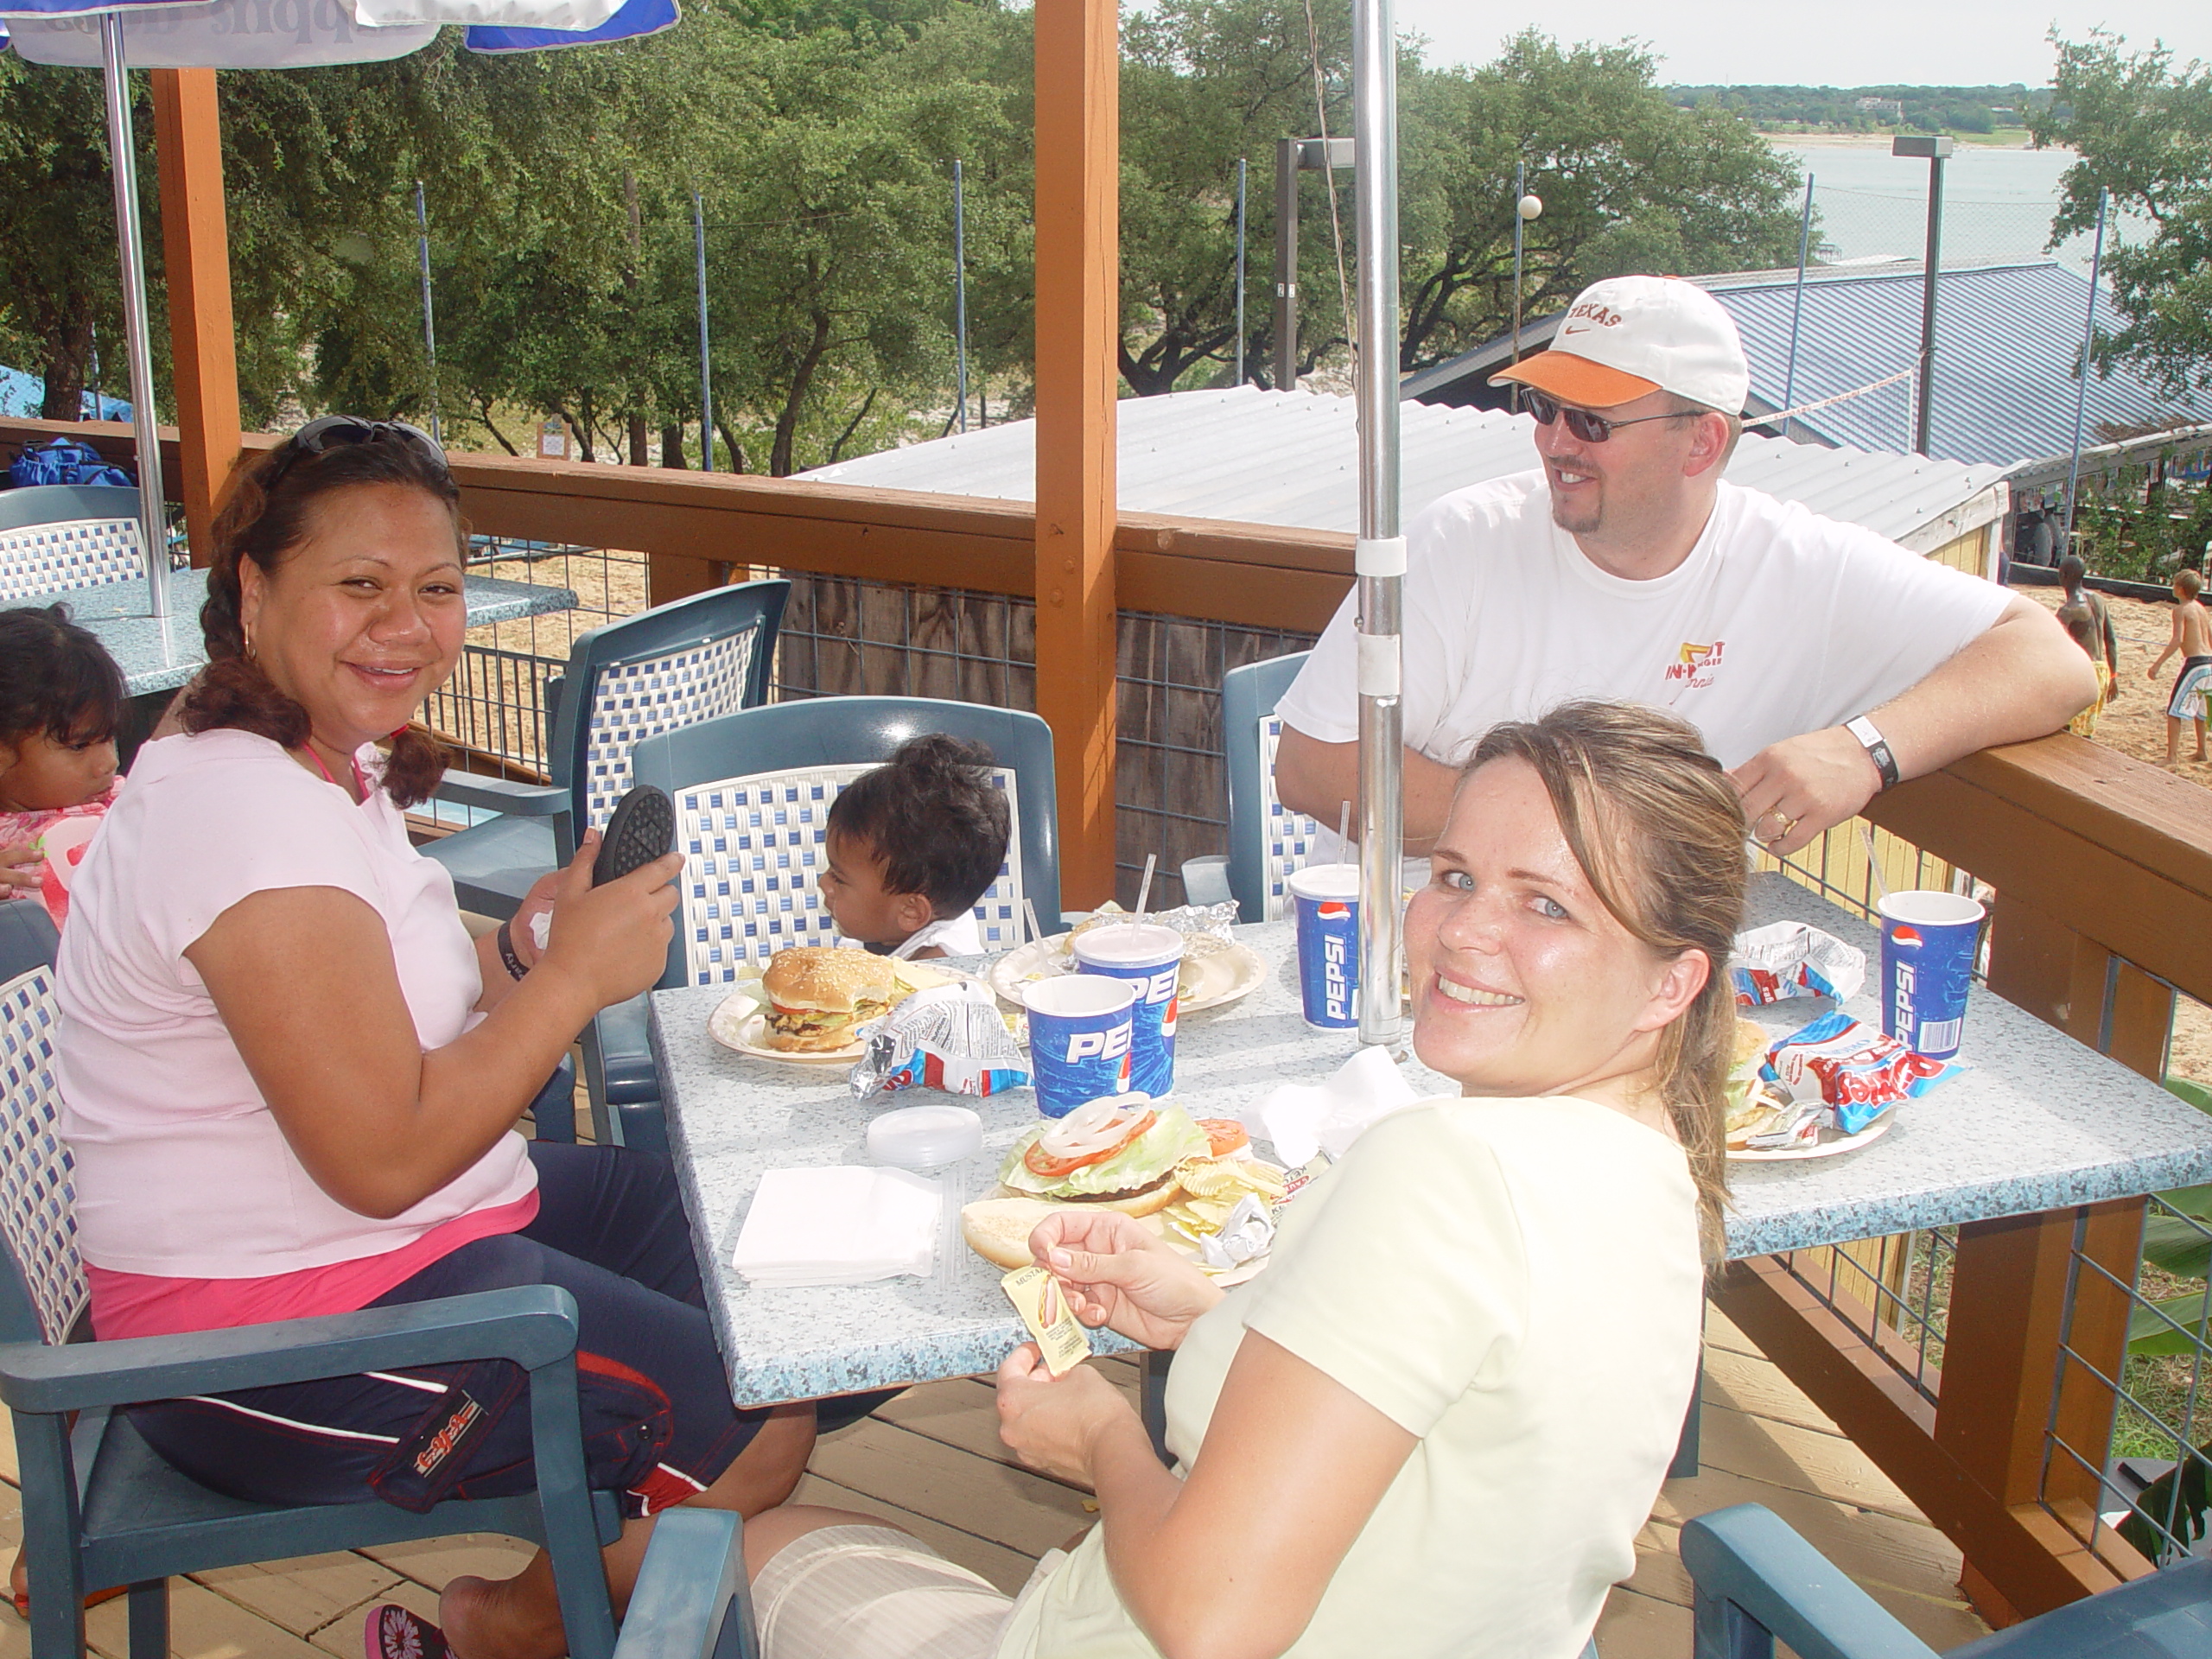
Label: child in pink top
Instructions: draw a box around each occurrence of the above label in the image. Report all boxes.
[0,607,124,929]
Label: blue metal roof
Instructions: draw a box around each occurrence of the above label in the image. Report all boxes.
[1706,260,2202,467]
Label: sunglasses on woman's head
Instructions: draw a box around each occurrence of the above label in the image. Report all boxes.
[1520,388,1702,444]
[265,415,448,489]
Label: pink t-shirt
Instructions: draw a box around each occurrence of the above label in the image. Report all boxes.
[55,729,538,1323]
[0,778,120,929]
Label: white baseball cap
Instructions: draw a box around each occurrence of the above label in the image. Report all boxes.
[1490,275,1750,414]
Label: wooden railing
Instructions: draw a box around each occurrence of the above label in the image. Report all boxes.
[9,415,2210,1626]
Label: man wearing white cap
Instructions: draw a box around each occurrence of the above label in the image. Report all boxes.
[1274,275,2095,857]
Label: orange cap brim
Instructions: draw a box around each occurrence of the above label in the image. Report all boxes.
[1490,351,1660,409]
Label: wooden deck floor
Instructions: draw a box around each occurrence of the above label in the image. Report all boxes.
[0,1304,1989,1658]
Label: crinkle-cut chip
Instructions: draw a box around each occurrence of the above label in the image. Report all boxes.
[1173,1156,1287,1203]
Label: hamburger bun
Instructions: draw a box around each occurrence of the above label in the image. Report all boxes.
[1732,1017,1768,1072]
[961,1196,1166,1271]
[760,947,899,1052]
[988,1173,1184,1220]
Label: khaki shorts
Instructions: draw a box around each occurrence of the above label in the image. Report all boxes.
[753,1524,1046,1659]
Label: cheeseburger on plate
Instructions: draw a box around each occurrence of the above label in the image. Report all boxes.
[760,946,900,1053]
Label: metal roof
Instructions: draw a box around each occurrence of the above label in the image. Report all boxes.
[804,385,2007,555]
[1402,260,2203,470]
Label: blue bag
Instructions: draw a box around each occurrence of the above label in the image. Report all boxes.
[7,439,134,490]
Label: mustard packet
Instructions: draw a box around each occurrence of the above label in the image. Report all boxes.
[1001,1264,1091,1377]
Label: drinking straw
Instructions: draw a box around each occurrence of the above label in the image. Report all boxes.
[1338,799,1351,852]
[1024,896,1046,947]
[1135,854,1159,921]
[1859,823,1891,904]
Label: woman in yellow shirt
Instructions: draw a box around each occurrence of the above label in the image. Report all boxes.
[745,700,1745,1659]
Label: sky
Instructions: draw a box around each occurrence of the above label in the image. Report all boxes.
[1392,1,2210,88]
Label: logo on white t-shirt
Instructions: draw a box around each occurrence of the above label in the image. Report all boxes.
[1664,639,1726,690]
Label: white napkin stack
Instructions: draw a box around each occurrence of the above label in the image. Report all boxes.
[1241,1045,1421,1166]
[731,1166,943,1287]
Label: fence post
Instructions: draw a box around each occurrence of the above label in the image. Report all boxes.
[150,68,239,569]
[1931,893,2158,1624]
[1033,0,1121,909]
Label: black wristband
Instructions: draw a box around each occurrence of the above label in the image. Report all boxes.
[496,919,529,981]
[1846,715,1901,791]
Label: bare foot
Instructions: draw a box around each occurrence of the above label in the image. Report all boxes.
[438,1573,565,1659]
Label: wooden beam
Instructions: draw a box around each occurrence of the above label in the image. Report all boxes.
[150,69,240,568]
[1032,0,1120,907]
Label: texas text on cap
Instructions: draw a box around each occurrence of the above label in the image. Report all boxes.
[1491,275,1751,416]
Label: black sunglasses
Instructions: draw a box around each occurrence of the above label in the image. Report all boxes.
[265,415,448,489]
[1521,387,1701,444]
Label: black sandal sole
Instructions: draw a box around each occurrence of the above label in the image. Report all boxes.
[593,784,676,887]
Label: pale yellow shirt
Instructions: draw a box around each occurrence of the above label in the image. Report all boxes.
[996,1096,1704,1659]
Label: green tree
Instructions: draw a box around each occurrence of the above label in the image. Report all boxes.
[2033,30,2212,398]
[1395,33,1805,371]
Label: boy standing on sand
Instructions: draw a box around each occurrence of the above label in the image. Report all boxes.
[2149,568,2212,763]
[2057,556,2121,738]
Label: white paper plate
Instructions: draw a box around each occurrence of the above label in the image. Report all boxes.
[1726,1116,1893,1162]
[988,936,1268,1014]
[704,962,980,1067]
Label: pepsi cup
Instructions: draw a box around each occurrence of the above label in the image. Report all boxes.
[1072,922,1182,1099]
[1876,890,1985,1060]
[1021,976,1136,1117]
[1287,864,1361,1030]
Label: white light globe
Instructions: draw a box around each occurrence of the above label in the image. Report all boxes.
[1518,194,1544,220]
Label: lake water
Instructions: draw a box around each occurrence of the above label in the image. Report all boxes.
[1775,142,2139,274]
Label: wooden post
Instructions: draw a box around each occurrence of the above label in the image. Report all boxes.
[151,68,241,568]
[1033,0,1120,910]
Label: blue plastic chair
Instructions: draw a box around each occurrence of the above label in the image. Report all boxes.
[0,908,624,1659]
[598,696,1060,1151]
[1681,1503,2212,1656]
[611,1508,758,1659]
[425,580,791,923]
[1179,652,1321,924]
[0,485,150,600]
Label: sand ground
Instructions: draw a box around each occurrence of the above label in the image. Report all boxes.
[2017,582,2212,1085]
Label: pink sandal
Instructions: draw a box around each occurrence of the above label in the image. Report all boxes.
[365,1604,451,1659]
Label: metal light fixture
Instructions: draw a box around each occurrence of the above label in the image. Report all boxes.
[1892,134,1953,456]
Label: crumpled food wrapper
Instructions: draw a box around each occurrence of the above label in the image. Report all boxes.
[1730,922,1866,1007]
[1170,1192,1275,1273]
[1765,1010,1964,1136]
[851,982,1032,1101]
[1243,1045,1420,1166]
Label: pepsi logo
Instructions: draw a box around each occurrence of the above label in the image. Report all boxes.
[1317,901,1351,918]
[1891,925,1923,948]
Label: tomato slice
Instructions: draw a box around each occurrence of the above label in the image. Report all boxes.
[1196,1118,1249,1158]
[1025,1109,1155,1179]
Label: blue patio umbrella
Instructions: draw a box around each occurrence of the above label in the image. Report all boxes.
[0,0,677,620]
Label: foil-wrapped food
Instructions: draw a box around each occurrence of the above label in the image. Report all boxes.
[850,983,1033,1101]
[1730,922,1866,1007]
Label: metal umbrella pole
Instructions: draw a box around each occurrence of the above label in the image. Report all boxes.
[2063,188,2111,543]
[99,12,168,619]
[1351,0,1403,1051]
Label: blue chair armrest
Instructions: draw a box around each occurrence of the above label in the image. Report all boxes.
[434,774,571,817]
[612,1508,757,1659]
[1681,1505,1937,1659]
[1179,855,1232,908]
[0,1285,580,1415]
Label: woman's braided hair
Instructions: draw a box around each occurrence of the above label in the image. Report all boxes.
[181,435,456,808]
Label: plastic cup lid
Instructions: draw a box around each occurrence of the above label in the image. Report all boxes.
[1287,863,1361,900]
[1022,975,1137,1017]
[867,1103,984,1170]
[1071,922,1183,967]
[1876,890,1986,927]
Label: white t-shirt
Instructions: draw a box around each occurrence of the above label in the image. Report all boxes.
[55,729,537,1279]
[1276,472,2008,859]
[995,1096,1705,1659]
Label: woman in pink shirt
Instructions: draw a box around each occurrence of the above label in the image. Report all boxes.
[55,419,814,1659]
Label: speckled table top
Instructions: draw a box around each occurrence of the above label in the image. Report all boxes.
[29,569,578,695]
[653,872,2212,1406]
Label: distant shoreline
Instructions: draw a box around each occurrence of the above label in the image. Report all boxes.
[1759,130,2050,152]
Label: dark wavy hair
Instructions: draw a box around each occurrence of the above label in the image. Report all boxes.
[181,433,458,808]
[0,605,126,748]
[826,734,1011,915]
